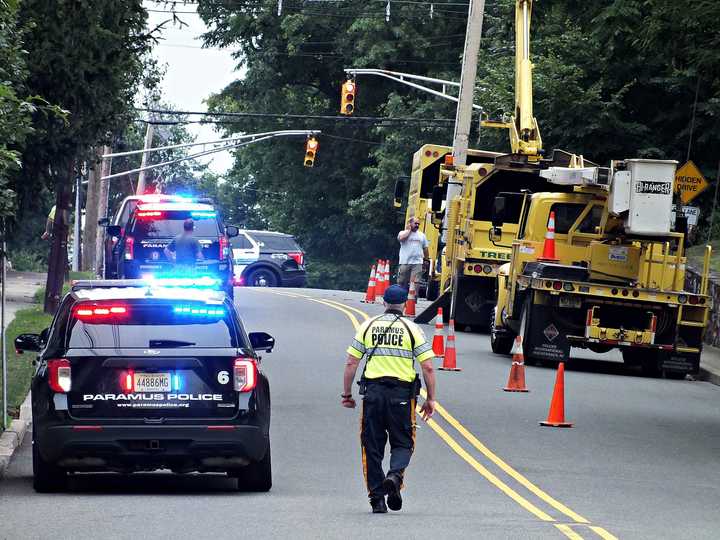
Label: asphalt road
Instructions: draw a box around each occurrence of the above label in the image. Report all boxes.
[1,287,719,539]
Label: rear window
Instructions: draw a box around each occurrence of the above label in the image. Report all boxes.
[247,233,300,251]
[129,210,220,239]
[67,303,240,349]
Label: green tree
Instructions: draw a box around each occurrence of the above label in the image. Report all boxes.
[16,0,152,311]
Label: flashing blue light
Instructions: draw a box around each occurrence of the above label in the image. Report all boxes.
[146,275,222,288]
[191,211,217,219]
[173,305,225,317]
[173,373,182,391]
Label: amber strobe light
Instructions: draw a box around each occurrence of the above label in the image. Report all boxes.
[340,79,356,115]
[304,137,319,167]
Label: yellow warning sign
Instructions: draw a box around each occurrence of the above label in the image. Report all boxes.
[675,160,708,204]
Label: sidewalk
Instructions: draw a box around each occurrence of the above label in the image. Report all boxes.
[3,271,46,329]
[700,346,720,386]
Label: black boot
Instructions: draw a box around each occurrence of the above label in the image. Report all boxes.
[370,497,388,514]
[382,473,402,511]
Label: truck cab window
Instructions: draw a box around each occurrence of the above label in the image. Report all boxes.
[548,203,585,234]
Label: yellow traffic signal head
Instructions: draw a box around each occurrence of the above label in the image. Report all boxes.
[304,137,319,167]
[340,79,356,115]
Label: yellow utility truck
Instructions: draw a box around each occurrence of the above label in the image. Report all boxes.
[490,159,712,378]
[401,0,591,328]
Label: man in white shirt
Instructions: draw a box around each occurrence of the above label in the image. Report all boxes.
[396,217,429,288]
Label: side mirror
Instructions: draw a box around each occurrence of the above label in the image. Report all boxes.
[98,217,110,227]
[249,331,275,352]
[431,185,444,214]
[39,327,50,344]
[492,196,506,227]
[106,225,121,237]
[15,333,42,354]
[225,225,240,238]
[393,180,405,208]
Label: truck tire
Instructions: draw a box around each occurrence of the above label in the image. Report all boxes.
[232,446,272,492]
[490,307,514,355]
[33,428,67,493]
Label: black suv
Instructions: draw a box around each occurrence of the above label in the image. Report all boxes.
[107,201,238,297]
[231,230,307,287]
[15,280,275,492]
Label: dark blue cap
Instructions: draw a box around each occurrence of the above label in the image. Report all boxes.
[384,284,408,304]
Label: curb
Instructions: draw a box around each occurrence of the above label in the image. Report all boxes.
[698,365,720,387]
[0,392,32,477]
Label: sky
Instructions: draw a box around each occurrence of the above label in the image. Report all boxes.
[143,2,240,174]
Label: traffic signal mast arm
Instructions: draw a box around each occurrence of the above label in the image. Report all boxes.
[100,129,321,180]
[343,68,484,112]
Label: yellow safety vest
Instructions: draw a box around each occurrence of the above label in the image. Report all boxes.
[347,311,435,383]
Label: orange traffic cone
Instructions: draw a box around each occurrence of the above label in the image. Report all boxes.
[503,336,529,392]
[382,260,391,294]
[432,308,445,357]
[538,210,559,262]
[539,362,573,428]
[438,319,461,371]
[404,276,417,316]
[375,260,386,297]
[362,265,377,303]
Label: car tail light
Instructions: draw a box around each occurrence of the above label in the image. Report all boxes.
[219,236,229,261]
[48,359,71,393]
[689,296,698,305]
[234,358,257,392]
[288,252,304,265]
[553,281,563,290]
[124,236,134,260]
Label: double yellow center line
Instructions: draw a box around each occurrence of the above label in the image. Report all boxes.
[255,289,618,540]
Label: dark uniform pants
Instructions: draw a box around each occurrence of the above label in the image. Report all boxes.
[360,382,416,500]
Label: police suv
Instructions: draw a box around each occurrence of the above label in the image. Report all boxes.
[15,280,274,492]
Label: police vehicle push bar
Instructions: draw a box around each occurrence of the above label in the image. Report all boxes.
[101,130,322,181]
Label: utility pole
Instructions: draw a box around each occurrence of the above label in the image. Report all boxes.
[136,123,154,195]
[446,0,486,320]
[82,153,100,271]
[72,170,82,272]
[95,146,112,278]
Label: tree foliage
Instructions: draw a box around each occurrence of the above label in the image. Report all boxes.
[195,0,720,290]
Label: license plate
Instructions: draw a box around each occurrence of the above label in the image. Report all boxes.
[559,296,582,308]
[134,372,171,392]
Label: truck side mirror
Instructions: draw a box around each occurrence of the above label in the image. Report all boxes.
[431,185,444,214]
[106,225,121,237]
[492,196,506,227]
[225,225,240,238]
[393,180,405,209]
[14,333,42,353]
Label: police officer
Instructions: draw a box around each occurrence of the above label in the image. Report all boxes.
[342,284,437,513]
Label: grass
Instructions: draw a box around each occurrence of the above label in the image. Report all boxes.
[686,241,720,273]
[1,306,53,428]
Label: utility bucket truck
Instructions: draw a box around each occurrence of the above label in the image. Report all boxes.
[490,159,712,378]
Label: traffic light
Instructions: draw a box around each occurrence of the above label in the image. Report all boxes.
[304,137,319,167]
[340,79,356,115]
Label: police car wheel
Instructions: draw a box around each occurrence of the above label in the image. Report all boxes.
[32,428,67,493]
[248,269,278,288]
[231,446,272,492]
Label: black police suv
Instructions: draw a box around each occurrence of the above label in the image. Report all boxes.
[107,201,239,297]
[231,230,307,287]
[99,194,189,279]
[15,280,275,493]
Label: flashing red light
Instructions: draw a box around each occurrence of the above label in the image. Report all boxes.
[234,358,257,392]
[48,359,71,393]
[220,236,229,261]
[137,211,163,218]
[124,236,135,260]
[74,305,128,321]
[553,281,563,290]
[287,252,304,265]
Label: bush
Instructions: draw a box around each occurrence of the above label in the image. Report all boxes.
[9,248,47,272]
[305,260,371,291]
